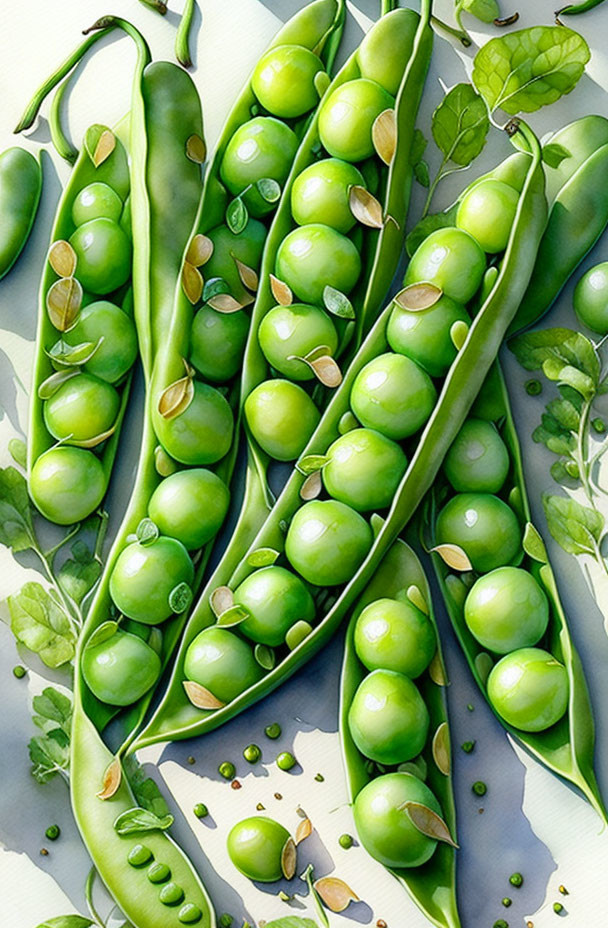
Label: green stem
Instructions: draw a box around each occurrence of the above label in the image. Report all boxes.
[592,536,608,577]
[431,13,472,47]
[381,0,398,14]
[33,543,81,633]
[421,153,450,218]
[43,522,82,561]
[138,0,168,12]
[175,0,196,68]
[576,396,595,505]
[84,867,105,927]
[49,79,78,164]
[14,28,113,133]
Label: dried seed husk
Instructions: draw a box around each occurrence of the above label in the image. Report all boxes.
[97,756,122,800]
[183,680,225,710]
[281,837,297,880]
[216,604,250,628]
[92,130,116,167]
[431,543,473,572]
[187,234,213,267]
[38,368,81,399]
[406,583,429,615]
[208,292,246,314]
[182,261,203,305]
[300,470,322,501]
[400,801,458,848]
[306,354,342,388]
[47,338,102,367]
[475,651,494,685]
[295,817,313,845]
[372,108,397,165]
[432,722,450,776]
[70,424,117,449]
[186,133,206,163]
[323,285,355,320]
[395,282,443,311]
[46,277,83,331]
[314,877,359,913]
[48,240,77,278]
[270,274,293,306]
[349,185,383,229]
[429,650,448,686]
[158,376,195,420]
[450,320,469,350]
[154,445,178,476]
[296,454,328,476]
[232,253,259,292]
[247,547,280,567]
[254,643,276,670]
[210,585,234,618]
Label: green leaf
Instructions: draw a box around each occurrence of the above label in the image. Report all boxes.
[550,459,578,485]
[169,581,193,614]
[414,160,430,187]
[532,414,576,456]
[8,438,26,469]
[542,493,604,557]
[47,339,101,367]
[522,522,549,563]
[460,0,500,22]
[509,328,600,386]
[113,806,174,836]
[35,916,93,928]
[32,687,72,737]
[123,755,171,819]
[7,582,76,667]
[203,276,230,301]
[58,542,101,605]
[411,128,428,165]
[296,454,329,475]
[246,547,280,567]
[256,177,281,203]
[406,203,458,257]
[226,197,248,235]
[431,83,490,167]
[323,285,355,320]
[542,141,571,169]
[472,26,591,115]
[29,727,70,784]
[0,465,36,552]
[265,920,319,928]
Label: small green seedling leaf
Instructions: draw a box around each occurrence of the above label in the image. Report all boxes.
[8,583,75,667]
[256,177,281,204]
[542,142,571,169]
[542,493,605,557]
[169,582,193,614]
[226,197,248,235]
[323,285,355,320]
[85,620,119,651]
[255,643,276,670]
[216,604,250,627]
[432,82,490,167]
[296,455,328,476]
[203,276,231,302]
[0,465,36,552]
[8,438,26,469]
[113,807,174,836]
[136,518,159,546]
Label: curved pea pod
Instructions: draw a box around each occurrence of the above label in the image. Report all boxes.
[71,698,215,928]
[424,366,606,823]
[340,529,461,928]
[509,115,608,335]
[0,147,42,278]
[132,124,548,750]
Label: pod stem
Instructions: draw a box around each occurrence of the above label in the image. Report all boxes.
[430,14,472,47]
[314,0,347,74]
[14,27,113,133]
[380,0,398,15]
[138,0,168,12]
[175,0,196,68]
[49,78,78,164]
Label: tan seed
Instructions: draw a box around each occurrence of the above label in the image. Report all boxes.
[300,470,322,501]
[314,877,360,913]
[208,292,245,314]
[48,240,77,278]
[269,273,293,306]
[349,185,383,229]
[400,801,458,847]
[295,817,313,845]
[372,108,397,165]
[210,586,234,617]
[280,837,297,880]
[432,722,450,776]
[428,651,448,686]
[431,543,473,572]
[46,277,83,331]
[97,756,122,800]
[158,376,195,421]
[92,129,116,167]
[182,261,203,305]
[394,282,443,311]
[183,680,226,710]
[232,253,259,292]
[187,234,213,267]
[186,134,206,163]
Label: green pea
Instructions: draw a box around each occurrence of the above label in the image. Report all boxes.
[573,261,608,334]
[82,629,161,706]
[184,627,264,704]
[179,903,203,924]
[435,493,521,573]
[227,816,291,882]
[285,620,312,650]
[258,302,339,381]
[275,223,361,305]
[488,648,569,732]
[193,803,208,819]
[148,468,230,551]
[323,428,408,512]
[350,353,436,441]
[338,833,353,849]
[318,78,394,162]
[502,898,512,907]
[189,304,249,383]
[244,379,320,462]
[525,378,542,396]
[285,499,373,587]
[203,220,266,304]
[12,665,27,679]
[69,217,131,294]
[63,300,137,384]
[461,741,475,754]
[404,228,486,304]
[127,844,153,867]
[45,825,60,841]
[472,781,487,796]
[443,418,510,494]
[147,861,171,883]
[251,44,324,118]
[159,881,185,906]
[43,372,120,445]
[29,446,106,525]
[243,743,261,764]
[509,872,524,887]
[291,158,366,233]
[276,751,297,771]
[464,567,549,654]
[592,417,606,434]
[220,117,298,217]
[265,723,281,739]
[387,293,470,378]
[354,597,435,679]
[72,181,123,226]
[553,902,564,914]
[109,537,194,625]
[234,566,315,647]
[348,669,429,766]
[456,179,519,254]
[154,380,234,467]
[219,761,236,780]
[218,914,234,928]
[493,921,508,928]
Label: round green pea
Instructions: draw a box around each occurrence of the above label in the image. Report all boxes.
[291,158,366,233]
[190,305,249,383]
[193,803,208,819]
[456,179,519,254]
[404,228,486,304]
[265,723,281,739]
[128,844,153,867]
[350,352,437,440]
[45,825,60,841]
[12,665,27,679]
[234,566,315,647]
[227,816,291,882]
[573,261,608,334]
[318,78,395,162]
[275,223,361,305]
[43,372,120,445]
[159,882,184,906]
[252,44,324,118]
[69,217,131,294]
[443,418,510,494]
[63,300,137,383]
[487,647,569,732]
[258,302,338,381]
[220,117,298,217]
[184,626,265,704]
[148,468,230,550]
[323,427,407,512]
[339,833,353,849]
[354,597,436,678]
[204,219,267,304]
[243,744,261,764]
[72,182,122,227]
[109,536,194,624]
[464,567,549,654]
[82,629,161,706]
[29,446,105,525]
[387,294,470,378]
[276,751,297,771]
[244,379,320,461]
[147,861,171,883]
[285,499,373,586]
[435,493,521,573]
[348,669,429,765]
[154,380,234,466]
[179,903,203,924]
[219,761,236,780]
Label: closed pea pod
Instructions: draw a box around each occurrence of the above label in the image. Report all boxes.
[0,147,42,278]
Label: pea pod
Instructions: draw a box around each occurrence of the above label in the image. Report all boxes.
[0,147,42,278]
[556,0,607,20]
[509,115,608,334]
[132,121,547,749]
[340,528,460,928]
[423,366,606,822]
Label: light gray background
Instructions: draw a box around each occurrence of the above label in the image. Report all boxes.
[1,1,608,927]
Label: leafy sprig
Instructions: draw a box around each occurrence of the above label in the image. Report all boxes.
[29,687,72,784]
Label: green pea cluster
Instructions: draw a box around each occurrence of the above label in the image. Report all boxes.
[127,844,202,923]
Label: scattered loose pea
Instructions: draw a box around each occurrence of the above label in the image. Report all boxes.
[559,885,569,895]
[256,802,265,811]
[509,872,524,888]
[592,417,606,434]
[40,848,49,857]
[276,751,297,771]
[278,890,292,901]
[502,897,512,907]
[553,903,564,914]
[339,833,353,849]
[147,862,171,884]
[187,756,196,765]
[12,665,27,678]
[525,379,542,396]
[467,703,474,712]
[231,780,242,790]
[265,722,281,739]
[461,740,476,753]
[493,921,508,928]
[314,772,325,782]
[128,844,153,867]
[45,825,60,841]
[274,792,283,800]
[218,761,236,780]
[377,921,387,928]
[219,915,233,928]
[193,803,208,819]
[159,882,184,906]
[472,781,487,796]
[243,743,261,763]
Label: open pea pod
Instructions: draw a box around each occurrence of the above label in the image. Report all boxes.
[132,122,548,749]
[340,528,460,928]
[423,365,606,823]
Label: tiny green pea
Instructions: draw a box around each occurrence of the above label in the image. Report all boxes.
[467,703,474,712]
[493,921,509,928]
[278,891,292,901]
[565,460,580,479]
[193,803,208,819]
[243,743,261,764]
[219,915,233,928]
[12,665,27,679]
[502,897,512,907]
[509,872,523,887]
[178,903,203,924]
[159,881,184,906]
[45,825,60,841]
[314,772,325,782]
[339,833,353,849]
[472,781,487,796]
[147,862,171,884]
[218,761,236,780]
[128,844,153,867]
[461,740,475,753]
[265,722,281,739]
[525,378,542,396]
[553,902,564,914]
[276,751,296,771]
[592,417,606,434]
